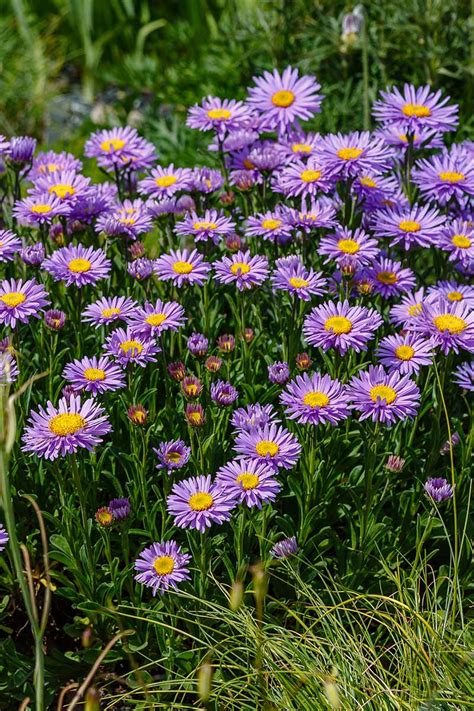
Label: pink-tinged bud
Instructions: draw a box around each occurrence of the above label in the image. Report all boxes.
[167,361,186,382]
[95,506,113,527]
[185,403,205,428]
[384,455,406,473]
[296,352,312,371]
[225,234,242,251]
[205,356,222,373]
[217,334,235,353]
[243,328,254,343]
[127,404,148,426]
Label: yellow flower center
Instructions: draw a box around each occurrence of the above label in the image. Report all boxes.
[408,303,423,317]
[0,292,26,308]
[97,510,113,526]
[193,221,217,230]
[43,162,58,173]
[376,271,398,285]
[49,413,86,436]
[153,555,175,575]
[303,391,330,408]
[155,175,177,188]
[271,90,295,107]
[255,440,279,457]
[399,220,421,232]
[145,313,167,326]
[370,384,397,404]
[299,212,318,222]
[184,383,199,397]
[337,147,363,160]
[118,217,136,226]
[100,137,126,152]
[451,234,471,249]
[289,276,309,288]
[207,108,232,120]
[48,183,75,199]
[83,367,106,381]
[173,260,194,274]
[402,103,431,118]
[447,291,463,302]
[31,204,53,214]
[261,218,282,230]
[188,492,213,511]
[102,307,121,318]
[292,143,312,153]
[236,472,260,490]
[243,158,255,170]
[300,169,321,182]
[324,316,352,334]
[120,339,143,354]
[433,315,467,334]
[394,345,415,361]
[359,176,377,188]
[188,411,202,425]
[337,238,360,254]
[166,451,182,463]
[230,262,250,275]
[438,171,464,183]
[68,258,92,273]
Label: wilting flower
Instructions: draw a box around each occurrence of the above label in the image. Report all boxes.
[210,380,239,406]
[318,227,380,269]
[128,404,148,426]
[167,475,236,532]
[372,204,445,250]
[205,356,222,373]
[214,250,269,291]
[129,241,146,260]
[104,327,160,367]
[63,355,126,395]
[181,376,203,399]
[187,333,209,357]
[109,498,131,521]
[217,334,235,353]
[44,309,66,331]
[43,244,111,288]
[168,361,186,381]
[138,164,193,198]
[154,440,191,473]
[134,540,191,595]
[348,365,420,424]
[0,230,22,262]
[22,395,112,460]
[271,536,298,559]
[376,333,434,375]
[385,455,406,473]
[234,423,301,471]
[424,477,453,503]
[407,298,474,354]
[280,372,349,425]
[318,131,392,178]
[373,84,458,133]
[175,209,235,245]
[231,403,280,434]
[82,296,137,327]
[272,259,326,301]
[268,361,290,385]
[215,458,280,508]
[185,403,206,427]
[365,257,416,298]
[0,525,9,552]
[303,300,383,355]
[95,507,113,527]
[296,352,312,370]
[187,97,254,135]
[452,361,474,391]
[154,248,211,287]
[127,300,186,338]
[0,278,50,328]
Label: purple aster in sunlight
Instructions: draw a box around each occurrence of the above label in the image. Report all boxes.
[436,220,474,266]
[109,498,131,521]
[271,536,298,559]
[175,209,235,245]
[348,365,420,424]
[230,403,280,434]
[127,258,154,281]
[190,167,225,194]
[138,164,193,198]
[453,361,474,391]
[22,395,112,460]
[376,333,435,375]
[407,299,474,355]
[318,131,392,179]
[20,243,45,267]
[43,244,111,288]
[187,96,254,135]
[187,333,209,357]
[127,299,186,338]
[13,193,70,226]
[215,458,280,509]
[365,258,416,298]
[210,380,239,407]
[287,197,338,231]
[0,353,19,384]
[412,151,474,207]
[246,66,322,134]
[214,250,269,291]
[318,227,380,270]
[375,123,443,153]
[154,439,191,474]
[273,157,334,197]
[167,475,236,533]
[352,173,400,209]
[0,278,49,328]
[427,281,474,308]
[154,248,211,287]
[30,149,82,180]
[0,526,9,552]
[96,199,153,239]
[280,372,349,425]
[234,423,301,471]
[245,209,293,243]
[44,309,66,331]
[85,126,157,171]
[82,296,137,328]
[280,131,322,160]
[31,169,92,205]
[134,540,191,595]
[424,478,453,503]
[372,204,446,250]
[389,288,427,327]
[63,355,126,395]
[268,361,290,385]
[373,84,458,133]
[303,300,383,355]
[103,327,160,367]
[0,230,22,262]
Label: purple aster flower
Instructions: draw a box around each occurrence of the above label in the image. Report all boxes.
[268,361,290,385]
[154,248,211,287]
[0,230,22,263]
[408,299,474,355]
[20,243,45,267]
[280,131,322,160]
[280,372,349,425]
[215,458,280,508]
[373,84,459,133]
[218,129,260,153]
[138,164,193,198]
[375,123,443,152]
[103,327,160,367]
[412,152,474,207]
[43,244,111,288]
[22,395,112,460]
[453,361,474,391]
[287,197,338,231]
[230,403,280,434]
[372,204,446,250]
[167,475,236,532]
[0,278,49,328]
[303,300,383,355]
[210,380,239,406]
[154,439,191,474]
[247,142,290,172]
[109,498,131,521]
[246,66,323,134]
[352,173,400,209]
[44,309,66,331]
[63,355,126,395]
[185,403,206,427]
[96,198,153,239]
[168,361,186,381]
[271,536,298,559]
[365,258,416,298]
[318,132,392,179]
[385,455,406,473]
[436,220,474,266]
[7,136,36,165]
[319,227,380,270]
[0,353,19,384]
[0,525,9,552]
[127,299,186,338]
[348,365,420,424]
[272,257,325,299]
[214,250,269,291]
[424,478,453,503]
[274,157,334,197]
[134,540,191,595]
[82,296,137,328]
[85,126,157,171]
[13,193,70,226]
[30,150,82,180]
[427,281,474,308]
[187,333,209,357]
[190,167,225,194]
[127,257,154,281]
[174,209,235,245]
[440,432,460,455]
[31,170,92,205]
[234,423,301,471]
[205,355,222,373]
[245,209,293,243]
[187,97,254,135]
[376,333,435,375]
[389,288,427,327]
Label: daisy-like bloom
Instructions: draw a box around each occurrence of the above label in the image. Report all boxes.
[218,128,259,153]
[412,152,474,207]
[85,126,157,170]
[0,230,22,263]
[424,478,453,503]
[190,167,225,195]
[43,244,111,288]
[271,536,298,559]
[174,209,235,245]
[44,309,66,331]
[280,372,349,426]
[274,157,334,197]
[185,403,206,427]
[408,298,474,355]
[22,395,112,461]
[182,376,203,399]
[103,327,160,367]
[376,333,435,376]
[134,540,191,596]
[231,403,280,434]
[154,439,191,474]
[215,458,280,509]
[318,131,392,179]
[348,365,420,425]
[187,97,254,135]
[0,525,9,552]
[280,131,322,160]
[138,164,193,199]
[365,258,416,298]
[234,423,301,471]
[453,361,474,391]
[128,404,148,426]
[246,66,322,134]
[63,355,126,395]
[154,248,211,288]
[31,169,92,205]
[82,296,137,328]
[20,243,45,267]
[127,300,186,339]
[96,199,154,239]
[95,507,113,527]
[187,333,209,357]
[287,197,338,232]
[0,278,50,328]
[109,497,131,521]
[318,227,380,270]
[303,300,383,355]
[245,209,293,243]
[30,150,82,180]
[127,258,154,281]
[6,136,37,165]
[210,380,239,406]
[389,288,427,327]
[214,250,269,291]
[373,84,459,133]
[385,455,406,473]
[352,173,400,209]
[0,353,19,384]
[375,123,443,152]
[436,220,474,266]
[427,281,474,308]
[167,475,236,533]
[13,193,70,226]
[372,204,446,250]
